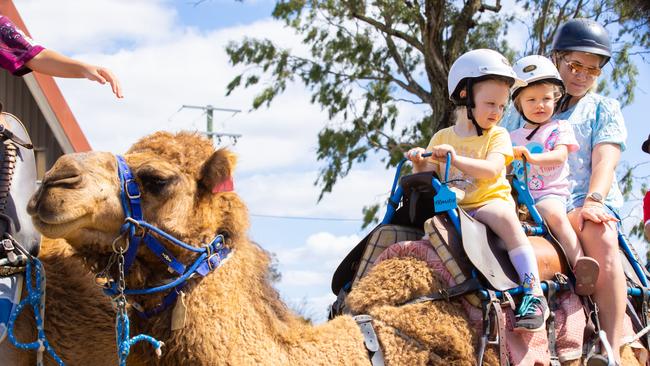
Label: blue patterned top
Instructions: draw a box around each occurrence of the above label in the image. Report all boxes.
[500,92,627,209]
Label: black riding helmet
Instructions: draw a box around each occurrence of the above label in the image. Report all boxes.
[551,18,611,67]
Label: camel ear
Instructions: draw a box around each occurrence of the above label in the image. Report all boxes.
[199,149,236,194]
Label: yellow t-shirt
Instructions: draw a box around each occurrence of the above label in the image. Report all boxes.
[426,126,514,210]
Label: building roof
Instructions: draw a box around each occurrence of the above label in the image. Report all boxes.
[0,0,91,152]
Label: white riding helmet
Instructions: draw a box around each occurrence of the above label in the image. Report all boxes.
[511,55,564,99]
[447,49,525,103]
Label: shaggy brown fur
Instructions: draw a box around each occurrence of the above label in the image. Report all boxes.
[2,131,638,365]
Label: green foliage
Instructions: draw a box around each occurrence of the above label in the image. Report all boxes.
[619,162,649,244]
[226,0,648,228]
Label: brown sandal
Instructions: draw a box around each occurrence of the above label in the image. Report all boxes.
[573,256,600,296]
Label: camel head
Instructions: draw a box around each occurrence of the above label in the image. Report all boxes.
[27,131,249,282]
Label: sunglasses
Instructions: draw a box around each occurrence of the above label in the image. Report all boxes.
[562,58,602,77]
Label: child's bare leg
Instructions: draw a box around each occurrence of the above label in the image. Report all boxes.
[473,200,530,251]
[535,198,583,266]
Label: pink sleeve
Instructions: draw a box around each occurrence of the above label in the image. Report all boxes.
[0,16,45,76]
[554,120,579,153]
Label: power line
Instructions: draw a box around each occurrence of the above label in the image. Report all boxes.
[250,213,362,222]
[180,104,243,144]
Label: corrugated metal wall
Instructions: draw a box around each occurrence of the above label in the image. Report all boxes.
[0,68,65,175]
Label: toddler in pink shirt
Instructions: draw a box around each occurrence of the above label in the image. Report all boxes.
[509,55,598,296]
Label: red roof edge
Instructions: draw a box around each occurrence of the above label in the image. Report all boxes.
[0,0,91,152]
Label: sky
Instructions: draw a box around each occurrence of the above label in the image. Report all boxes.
[14,0,650,323]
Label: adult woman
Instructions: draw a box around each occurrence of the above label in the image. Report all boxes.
[501,19,627,364]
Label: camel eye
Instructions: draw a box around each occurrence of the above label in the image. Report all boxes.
[137,172,175,195]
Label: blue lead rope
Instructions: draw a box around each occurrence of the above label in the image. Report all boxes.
[116,310,163,366]
[7,257,65,366]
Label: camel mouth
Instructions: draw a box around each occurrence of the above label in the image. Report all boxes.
[31,213,92,239]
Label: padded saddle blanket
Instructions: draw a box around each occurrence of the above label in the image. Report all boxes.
[375,240,647,365]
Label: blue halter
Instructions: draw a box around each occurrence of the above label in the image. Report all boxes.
[105,155,231,317]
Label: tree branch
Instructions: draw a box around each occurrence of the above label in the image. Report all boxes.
[536,0,552,54]
[381,13,432,104]
[479,0,501,13]
[351,12,425,53]
[447,0,482,61]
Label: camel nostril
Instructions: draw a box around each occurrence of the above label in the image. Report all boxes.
[42,157,83,187]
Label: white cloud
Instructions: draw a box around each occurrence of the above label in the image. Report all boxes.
[237,166,392,218]
[281,270,328,286]
[17,0,178,53]
[276,231,360,266]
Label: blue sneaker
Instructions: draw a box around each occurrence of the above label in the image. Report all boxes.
[514,294,549,332]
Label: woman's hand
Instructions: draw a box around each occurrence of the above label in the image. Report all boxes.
[577,203,619,231]
[81,64,123,98]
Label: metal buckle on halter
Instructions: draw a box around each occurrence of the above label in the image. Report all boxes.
[206,251,222,271]
[203,234,225,261]
[124,217,146,238]
[125,178,141,199]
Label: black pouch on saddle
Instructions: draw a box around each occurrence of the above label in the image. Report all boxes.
[395,171,437,228]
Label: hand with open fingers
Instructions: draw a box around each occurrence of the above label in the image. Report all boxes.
[513,146,530,160]
[82,64,123,98]
[405,147,427,163]
[578,203,619,231]
[430,144,455,163]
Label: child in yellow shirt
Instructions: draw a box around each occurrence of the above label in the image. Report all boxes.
[407,49,548,332]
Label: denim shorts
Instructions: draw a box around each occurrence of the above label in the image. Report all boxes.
[534,194,568,206]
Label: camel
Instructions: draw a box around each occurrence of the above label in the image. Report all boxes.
[3,131,639,365]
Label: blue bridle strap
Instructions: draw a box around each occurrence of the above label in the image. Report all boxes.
[110,155,231,318]
[116,155,142,272]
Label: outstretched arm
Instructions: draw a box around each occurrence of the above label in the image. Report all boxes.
[25,49,123,98]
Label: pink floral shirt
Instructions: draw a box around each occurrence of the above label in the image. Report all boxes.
[510,120,579,201]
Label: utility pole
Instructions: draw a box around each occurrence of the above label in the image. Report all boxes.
[181,104,242,143]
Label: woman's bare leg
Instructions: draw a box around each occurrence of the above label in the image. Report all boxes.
[568,208,624,362]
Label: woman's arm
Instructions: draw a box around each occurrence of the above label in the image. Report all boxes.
[25,49,123,98]
[586,143,620,202]
[576,143,621,230]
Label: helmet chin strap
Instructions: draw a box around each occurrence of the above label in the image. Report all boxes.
[465,79,484,136]
[521,113,541,140]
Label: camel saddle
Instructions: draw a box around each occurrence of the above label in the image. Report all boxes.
[0,112,40,344]
[425,207,569,293]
